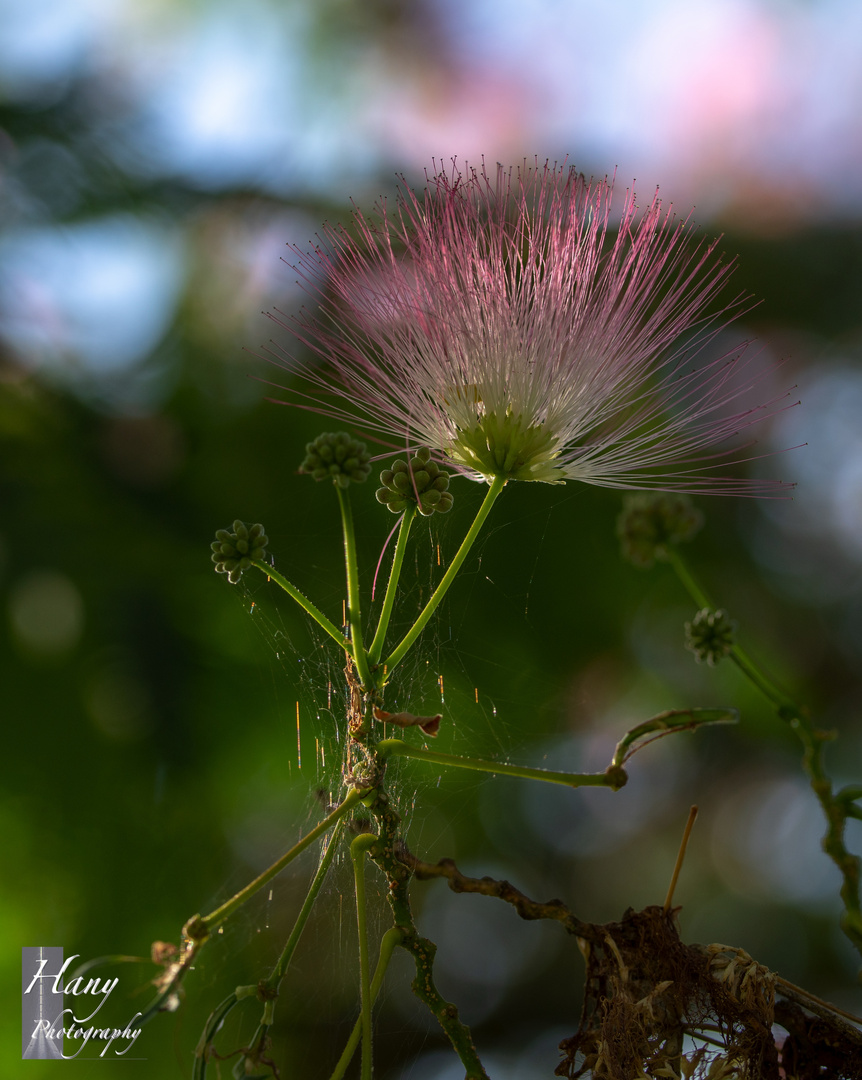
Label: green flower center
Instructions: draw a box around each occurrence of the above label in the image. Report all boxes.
[447,410,565,483]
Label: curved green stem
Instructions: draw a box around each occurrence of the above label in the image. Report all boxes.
[351,833,379,1080]
[664,547,712,609]
[201,789,364,934]
[728,651,788,711]
[193,992,239,1080]
[382,475,506,679]
[267,819,345,989]
[336,486,374,689]
[665,547,862,960]
[610,707,738,769]
[327,928,403,1080]
[666,549,792,710]
[368,507,416,666]
[252,558,352,653]
[377,738,626,790]
[239,823,347,1078]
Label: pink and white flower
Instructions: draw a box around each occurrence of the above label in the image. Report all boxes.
[265,160,794,494]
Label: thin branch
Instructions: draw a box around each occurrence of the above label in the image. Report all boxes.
[396,842,591,937]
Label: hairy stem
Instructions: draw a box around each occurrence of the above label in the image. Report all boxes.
[368,506,416,666]
[336,486,374,689]
[251,558,352,653]
[382,475,506,678]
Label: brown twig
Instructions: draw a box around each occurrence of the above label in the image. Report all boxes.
[395,842,592,937]
[664,805,698,912]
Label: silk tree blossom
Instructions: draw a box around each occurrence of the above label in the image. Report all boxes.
[265,160,795,494]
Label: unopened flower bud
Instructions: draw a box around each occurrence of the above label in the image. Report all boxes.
[617,493,704,568]
[300,432,371,488]
[376,447,454,516]
[211,520,269,583]
[685,608,736,666]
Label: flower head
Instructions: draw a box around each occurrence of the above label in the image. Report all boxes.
[266,160,794,494]
[300,431,371,487]
[212,521,269,584]
[617,492,704,568]
[685,608,737,666]
[376,446,454,517]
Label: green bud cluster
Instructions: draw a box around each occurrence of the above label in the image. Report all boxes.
[211,521,269,584]
[617,493,704,568]
[376,447,454,517]
[300,432,371,487]
[685,607,736,666]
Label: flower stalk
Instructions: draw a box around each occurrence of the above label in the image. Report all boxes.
[377,738,628,790]
[351,832,379,1080]
[382,475,506,678]
[667,551,862,959]
[200,789,364,934]
[252,558,353,653]
[368,505,416,666]
[336,485,374,689]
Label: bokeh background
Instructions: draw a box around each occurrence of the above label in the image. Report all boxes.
[3,0,862,1076]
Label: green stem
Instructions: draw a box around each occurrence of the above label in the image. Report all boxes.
[666,549,791,710]
[377,738,626,790]
[251,558,352,653]
[382,475,506,678]
[201,789,364,933]
[666,548,862,961]
[193,992,239,1080]
[336,486,374,689]
[664,548,712,610]
[368,507,416,666]
[610,707,738,769]
[728,651,788,711]
[328,928,403,1080]
[351,832,379,1080]
[226,824,347,1080]
[266,819,345,989]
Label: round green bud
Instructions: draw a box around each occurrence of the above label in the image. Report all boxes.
[212,521,269,584]
[376,449,454,516]
[617,493,704,568]
[685,608,736,666]
[300,432,371,488]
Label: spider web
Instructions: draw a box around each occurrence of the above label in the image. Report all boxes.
[184,491,559,1077]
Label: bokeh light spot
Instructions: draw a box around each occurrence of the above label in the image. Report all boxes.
[9,569,84,655]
